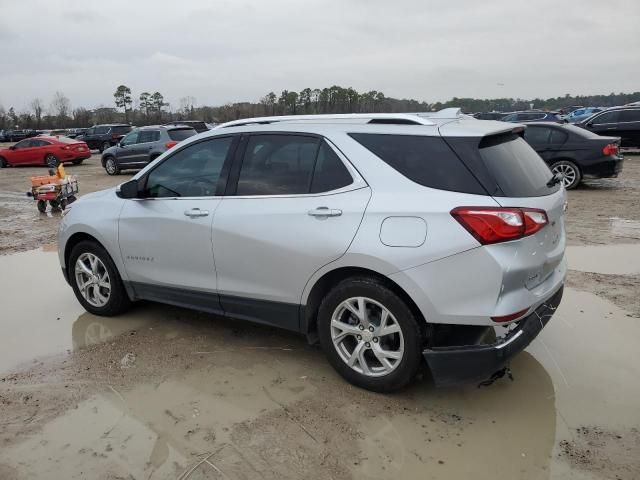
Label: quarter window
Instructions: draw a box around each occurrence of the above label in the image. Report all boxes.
[549,129,568,144]
[143,137,233,198]
[310,142,353,193]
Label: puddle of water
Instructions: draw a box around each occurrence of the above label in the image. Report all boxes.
[2,248,640,478]
[0,248,154,374]
[609,217,640,240]
[566,243,640,275]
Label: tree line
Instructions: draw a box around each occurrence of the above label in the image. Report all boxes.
[1,86,639,130]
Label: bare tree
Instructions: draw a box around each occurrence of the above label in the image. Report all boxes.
[30,98,44,128]
[50,91,71,127]
[178,96,196,118]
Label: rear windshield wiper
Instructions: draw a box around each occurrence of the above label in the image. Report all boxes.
[546,174,561,187]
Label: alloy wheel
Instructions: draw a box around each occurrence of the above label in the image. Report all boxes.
[330,297,404,377]
[551,163,577,188]
[105,158,117,174]
[75,253,111,307]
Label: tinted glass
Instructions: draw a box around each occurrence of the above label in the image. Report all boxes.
[95,126,109,134]
[549,128,568,144]
[56,137,78,144]
[138,130,160,143]
[120,131,138,146]
[144,137,232,198]
[237,135,319,195]
[168,128,197,141]
[591,111,619,125]
[524,126,551,144]
[619,109,640,122]
[14,139,32,149]
[112,126,132,135]
[478,134,557,197]
[310,142,353,193]
[32,139,50,147]
[502,114,517,121]
[349,133,485,194]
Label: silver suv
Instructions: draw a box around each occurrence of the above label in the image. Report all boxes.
[58,110,567,392]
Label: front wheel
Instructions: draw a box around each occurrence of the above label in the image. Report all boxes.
[69,240,131,316]
[104,157,119,175]
[36,200,47,213]
[551,160,581,190]
[0,156,7,168]
[318,277,423,392]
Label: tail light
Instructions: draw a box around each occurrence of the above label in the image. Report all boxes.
[61,145,71,150]
[602,143,619,156]
[165,141,178,149]
[451,207,548,245]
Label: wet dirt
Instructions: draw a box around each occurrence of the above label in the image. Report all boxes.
[1,151,640,479]
[1,249,640,478]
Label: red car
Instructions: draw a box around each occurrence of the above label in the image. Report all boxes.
[0,136,91,168]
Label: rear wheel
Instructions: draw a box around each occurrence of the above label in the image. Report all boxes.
[45,154,59,168]
[551,160,581,190]
[318,277,423,392]
[0,156,7,168]
[36,200,47,213]
[100,141,110,153]
[49,199,60,210]
[69,240,131,316]
[104,157,119,175]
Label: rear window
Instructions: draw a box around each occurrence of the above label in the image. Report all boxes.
[349,133,486,195]
[477,134,558,197]
[112,126,132,134]
[169,128,197,141]
[56,136,78,144]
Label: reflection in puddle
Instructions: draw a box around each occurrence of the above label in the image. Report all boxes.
[566,243,640,275]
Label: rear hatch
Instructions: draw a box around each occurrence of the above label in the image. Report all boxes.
[441,122,566,299]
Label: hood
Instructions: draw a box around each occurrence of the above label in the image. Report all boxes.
[78,186,117,202]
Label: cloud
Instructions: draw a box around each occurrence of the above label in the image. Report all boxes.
[0,0,639,110]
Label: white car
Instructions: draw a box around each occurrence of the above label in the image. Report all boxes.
[58,110,566,391]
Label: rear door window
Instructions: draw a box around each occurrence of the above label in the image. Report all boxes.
[619,109,640,123]
[95,126,109,134]
[138,130,160,143]
[236,135,320,195]
[112,126,132,135]
[349,133,485,194]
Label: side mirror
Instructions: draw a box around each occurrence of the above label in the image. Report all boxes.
[118,179,140,199]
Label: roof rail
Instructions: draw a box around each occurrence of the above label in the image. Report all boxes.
[216,113,436,128]
[414,108,464,119]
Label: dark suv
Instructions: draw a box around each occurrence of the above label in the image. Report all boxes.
[576,107,640,148]
[77,124,133,152]
[163,120,209,133]
[101,125,197,175]
[4,129,28,142]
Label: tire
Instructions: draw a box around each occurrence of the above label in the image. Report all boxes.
[551,160,581,190]
[100,141,111,153]
[104,157,119,175]
[72,159,83,165]
[45,154,59,168]
[0,156,7,168]
[317,277,423,392]
[36,200,47,213]
[49,199,60,210]
[68,240,131,316]
[60,198,68,210]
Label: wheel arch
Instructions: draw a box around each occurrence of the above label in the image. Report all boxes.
[302,266,427,343]
[64,232,105,271]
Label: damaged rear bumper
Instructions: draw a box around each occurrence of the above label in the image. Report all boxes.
[423,285,564,387]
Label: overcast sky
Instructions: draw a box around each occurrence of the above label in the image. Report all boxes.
[1,0,639,112]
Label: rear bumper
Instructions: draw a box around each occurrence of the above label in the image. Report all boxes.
[423,285,563,387]
[582,155,624,178]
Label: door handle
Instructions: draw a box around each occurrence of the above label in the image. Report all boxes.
[184,208,209,218]
[308,207,342,218]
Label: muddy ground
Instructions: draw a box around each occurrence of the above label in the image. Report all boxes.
[1,146,639,479]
